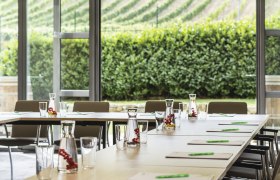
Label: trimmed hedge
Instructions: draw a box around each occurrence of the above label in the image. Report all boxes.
[1,20,279,100]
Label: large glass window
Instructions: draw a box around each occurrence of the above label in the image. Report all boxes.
[0,0,18,111]
[101,0,257,113]
[27,0,54,101]
[265,1,280,126]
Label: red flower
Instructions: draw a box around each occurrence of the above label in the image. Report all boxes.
[58,148,78,170]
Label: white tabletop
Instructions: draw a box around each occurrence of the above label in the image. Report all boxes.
[0,113,268,180]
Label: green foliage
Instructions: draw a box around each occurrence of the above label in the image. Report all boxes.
[158,0,194,24]
[208,0,230,20]
[102,0,139,22]
[116,0,158,23]
[182,0,212,21]
[2,20,280,100]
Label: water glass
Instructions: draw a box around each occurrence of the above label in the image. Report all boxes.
[59,102,68,117]
[115,125,127,150]
[80,137,98,169]
[138,120,148,144]
[36,145,54,180]
[155,111,165,131]
[39,102,47,117]
[198,104,208,120]
[173,109,181,128]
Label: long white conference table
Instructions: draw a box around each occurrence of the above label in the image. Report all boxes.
[0,112,269,179]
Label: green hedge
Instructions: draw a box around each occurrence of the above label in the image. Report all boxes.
[1,20,280,100]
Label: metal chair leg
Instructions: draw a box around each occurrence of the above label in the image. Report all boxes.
[106,121,111,147]
[4,125,13,180]
[7,146,13,180]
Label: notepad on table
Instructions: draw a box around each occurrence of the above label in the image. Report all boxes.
[129,172,214,180]
[206,128,253,133]
[165,152,232,160]
[188,139,244,146]
[208,114,235,117]
[218,121,259,126]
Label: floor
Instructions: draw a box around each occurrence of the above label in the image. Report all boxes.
[0,150,37,180]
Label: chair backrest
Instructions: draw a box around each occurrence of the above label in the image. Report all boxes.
[73,101,109,149]
[12,100,48,138]
[207,102,247,114]
[144,100,182,113]
[73,101,110,112]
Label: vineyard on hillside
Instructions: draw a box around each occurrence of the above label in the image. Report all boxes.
[0,0,280,34]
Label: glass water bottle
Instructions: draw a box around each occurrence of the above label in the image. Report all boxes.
[188,94,198,120]
[58,120,78,173]
[125,108,140,148]
[164,99,175,129]
[49,93,56,111]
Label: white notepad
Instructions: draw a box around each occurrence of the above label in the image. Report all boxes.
[165,152,233,160]
[129,172,214,180]
[188,140,244,146]
[206,129,253,133]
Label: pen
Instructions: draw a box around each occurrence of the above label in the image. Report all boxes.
[188,152,214,156]
[222,128,239,132]
[231,122,248,124]
[207,140,229,143]
[156,174,189,179]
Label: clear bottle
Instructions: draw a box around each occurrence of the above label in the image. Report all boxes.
[188,94,198,120]
[58,120,78,173]
[49,93,56,111]
[164,99,175,130]
[125,108,140,148]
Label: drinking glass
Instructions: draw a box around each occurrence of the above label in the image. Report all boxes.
[138,120,148,144]
[80,137,98,169]
[198,104,208,120]
[115,125,127,150]
[155,111,165,131]
[59,102,68,117]
[174,109,181,128]
[39,102,47,117]
[36,145,54,180]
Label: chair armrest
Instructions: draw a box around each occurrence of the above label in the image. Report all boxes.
[243,148,266,155]
[246,145,270,151]
[260,128,278,133]
[233,160,263,170]
[254,134,274,142]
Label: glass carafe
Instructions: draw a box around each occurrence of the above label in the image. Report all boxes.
[164,99,175,130]
[125,108,140,148]
[58,120,78,173]
[188,94,198,120]
[49,93,56,111]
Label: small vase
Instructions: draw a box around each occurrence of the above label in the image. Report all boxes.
[188,94,198,121]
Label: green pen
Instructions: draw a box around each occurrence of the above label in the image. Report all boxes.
[219,113,230,117]
[207,140,229,143]
[222,128,239,132]
[231,122,248,124]
[188,152,214,156]
[156,174,189,179]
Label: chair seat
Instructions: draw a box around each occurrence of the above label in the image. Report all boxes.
[0,138,35,146]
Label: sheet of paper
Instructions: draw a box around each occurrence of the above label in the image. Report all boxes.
[188,140,244,146]
[129,172,214,180]
[165,152,233,160]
